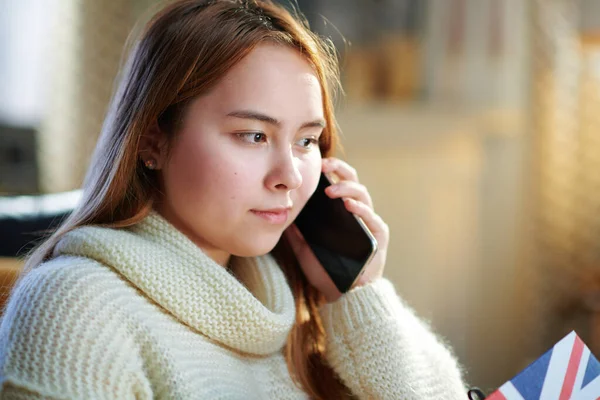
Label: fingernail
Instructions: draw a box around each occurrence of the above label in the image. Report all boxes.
[328,185,338,194]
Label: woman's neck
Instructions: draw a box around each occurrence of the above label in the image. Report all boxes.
[152,205,231,267]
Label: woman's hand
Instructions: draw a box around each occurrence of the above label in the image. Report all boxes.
[284,157,390,303]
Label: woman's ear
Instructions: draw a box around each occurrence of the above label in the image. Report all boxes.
[138,122,169,170]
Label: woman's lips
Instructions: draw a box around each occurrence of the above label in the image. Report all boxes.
[250,208,290,224]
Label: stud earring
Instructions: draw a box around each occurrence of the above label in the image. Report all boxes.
[144,159,157,170]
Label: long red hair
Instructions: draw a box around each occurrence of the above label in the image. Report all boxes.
[17,1,351,398]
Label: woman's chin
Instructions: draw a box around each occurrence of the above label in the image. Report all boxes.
[230,237,281,258]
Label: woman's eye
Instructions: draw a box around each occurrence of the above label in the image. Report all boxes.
[297,137,318,149]
[238,132,267,144]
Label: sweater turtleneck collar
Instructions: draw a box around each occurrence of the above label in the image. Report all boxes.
[54,210,296,356]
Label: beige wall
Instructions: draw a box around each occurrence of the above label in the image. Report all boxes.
[337,104,526,390]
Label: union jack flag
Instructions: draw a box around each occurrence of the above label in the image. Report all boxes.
[486,331,600,400]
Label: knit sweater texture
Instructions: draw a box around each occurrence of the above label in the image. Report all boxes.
[0,211,467,399]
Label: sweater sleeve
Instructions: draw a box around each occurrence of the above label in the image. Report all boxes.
[0,258,153,400]
[320,278,468,400]
[0,381,69,400]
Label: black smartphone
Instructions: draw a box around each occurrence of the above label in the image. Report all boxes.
[294,172,378,293]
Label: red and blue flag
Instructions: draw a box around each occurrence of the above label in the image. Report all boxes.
[486,331,600,400]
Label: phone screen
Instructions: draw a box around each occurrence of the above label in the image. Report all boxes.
[294,173,377,293]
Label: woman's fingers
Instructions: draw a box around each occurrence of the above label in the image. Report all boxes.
[322,157,359,182]
[343,198,389,243]
[325,180,373,209]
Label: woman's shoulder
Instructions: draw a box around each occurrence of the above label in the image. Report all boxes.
[0,255,139,341]
[0,256,152,399]
[6,255,134,311]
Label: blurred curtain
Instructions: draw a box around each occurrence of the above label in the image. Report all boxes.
[38,0,156,192]
[529,0,600,353]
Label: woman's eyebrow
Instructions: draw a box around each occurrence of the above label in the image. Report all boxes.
[226,110,326,129]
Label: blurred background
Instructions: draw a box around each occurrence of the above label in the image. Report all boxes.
[1,0,600,393]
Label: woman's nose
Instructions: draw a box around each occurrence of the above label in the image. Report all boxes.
[266,150,303,191]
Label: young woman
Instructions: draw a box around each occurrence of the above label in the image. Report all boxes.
[0,1,468,398]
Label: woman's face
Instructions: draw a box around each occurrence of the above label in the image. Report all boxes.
[155,44,324,265]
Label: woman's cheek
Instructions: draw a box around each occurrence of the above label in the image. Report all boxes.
[295,155,321,205]
[163,147,217,206]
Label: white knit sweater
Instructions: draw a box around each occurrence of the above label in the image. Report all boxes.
[0,211,467,399]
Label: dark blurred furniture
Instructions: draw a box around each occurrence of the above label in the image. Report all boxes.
[0,190,80,258]
[0,190,79,312]
[0,124,39,194]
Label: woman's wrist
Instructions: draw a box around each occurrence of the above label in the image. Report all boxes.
[323,274,383,304]
[319,278,398,336]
